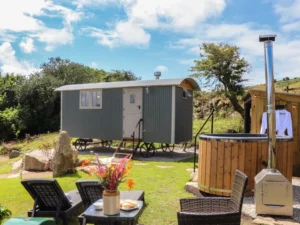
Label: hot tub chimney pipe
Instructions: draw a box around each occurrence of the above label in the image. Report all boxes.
[259,34,277,171]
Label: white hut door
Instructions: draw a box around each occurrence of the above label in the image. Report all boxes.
[123,88,143,139]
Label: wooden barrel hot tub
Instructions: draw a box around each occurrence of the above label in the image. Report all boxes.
[198,134,293,196]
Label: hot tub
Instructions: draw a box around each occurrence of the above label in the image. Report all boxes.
[198,134,292,196]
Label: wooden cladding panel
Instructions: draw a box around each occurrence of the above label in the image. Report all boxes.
[249,91,300,176]
[198,139,292,196]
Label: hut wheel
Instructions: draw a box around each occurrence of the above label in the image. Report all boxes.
[74,139,86,151]
[161,143,175,152]
[140,143,155,158]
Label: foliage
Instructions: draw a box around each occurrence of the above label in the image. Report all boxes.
[105,70,141,82]
[0,204,12,220]
[41,57,106,85]
[0,107,20,140]
[17,73,61,134]
[0,74,24,140]
[0,141,21,155]
[91,154,134,190]
[191,43,251,119]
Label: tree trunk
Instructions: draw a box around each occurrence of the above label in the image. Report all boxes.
[228,95,244,120]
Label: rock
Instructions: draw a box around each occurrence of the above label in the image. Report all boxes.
[9,150,20,159]
[52,131,76,178]
[72,146,78,164]
[12,159,23,172]
[185,182,202,197]
[24,150,51,171]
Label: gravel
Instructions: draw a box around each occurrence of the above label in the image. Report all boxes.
[242,178,300,222]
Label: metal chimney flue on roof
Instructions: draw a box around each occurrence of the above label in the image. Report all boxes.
[154,71,161,79]
[255,35,293,217]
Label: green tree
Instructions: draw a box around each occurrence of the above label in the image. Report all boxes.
[191,43,250,119]
[18,73,61,134]
[40,57,107,85]
[0,74,24,140]
[105,70,140,82]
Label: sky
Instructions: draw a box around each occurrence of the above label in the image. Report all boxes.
[0,0,299,85]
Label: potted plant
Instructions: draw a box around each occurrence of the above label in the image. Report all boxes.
[90,154,134,215]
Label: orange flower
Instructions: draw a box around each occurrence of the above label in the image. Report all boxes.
[125,178,135,190]
[88,173,92,177]
[84,159,91,165]
[122,168,128,176]
[127,160,132,170]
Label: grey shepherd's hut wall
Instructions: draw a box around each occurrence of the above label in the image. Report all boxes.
[143,86,172,143]
[175,87,193,143]
[62,89,123,140]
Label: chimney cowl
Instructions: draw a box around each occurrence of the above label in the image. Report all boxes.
[154,71,161,79]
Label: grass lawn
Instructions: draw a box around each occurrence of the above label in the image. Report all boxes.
[0,158,194,225]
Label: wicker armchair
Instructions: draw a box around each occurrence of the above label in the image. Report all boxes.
[76,180,104,209]
[177,170,248,225]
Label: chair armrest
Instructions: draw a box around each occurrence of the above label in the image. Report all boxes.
[180,197,234,213]
[177,211,242,225]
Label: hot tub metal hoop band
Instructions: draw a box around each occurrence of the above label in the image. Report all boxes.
[198,184,232,193]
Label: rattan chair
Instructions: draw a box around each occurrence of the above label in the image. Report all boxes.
[76,180,104,209]
[21,179,83,225]
[177,170,248,225]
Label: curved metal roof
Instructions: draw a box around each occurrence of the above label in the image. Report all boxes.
[55,78,200,91]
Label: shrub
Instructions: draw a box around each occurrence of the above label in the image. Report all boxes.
[0,142,21,155]
[0,204,12,220]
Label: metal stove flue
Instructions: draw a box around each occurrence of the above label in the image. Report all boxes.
[254,35,293,216]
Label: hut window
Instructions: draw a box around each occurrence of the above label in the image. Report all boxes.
[183,89,192,99]
[130,94,136,104]
[80,90,102,109]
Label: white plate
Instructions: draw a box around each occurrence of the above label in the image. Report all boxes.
[120,203,139,211]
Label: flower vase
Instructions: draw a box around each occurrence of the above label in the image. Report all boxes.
[103,189,120,215]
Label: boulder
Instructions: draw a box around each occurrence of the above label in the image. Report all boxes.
[185,182,202,197]
[24,150,51,171]
[12,159,23,172]
[52,131,76,178]
[72,146,78,164]
[9,150,20,159]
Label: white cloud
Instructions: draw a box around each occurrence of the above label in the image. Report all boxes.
[155,65,168,72]
[274,0,300,23]
[82,0,226,48]
[0,0,83,50]
[91,62,98,68]
[74,0,118,8]
[121,0,226,31]
[83,21,150,48]
[0,42,38,75]
[32,28,74,51]
[0,0,46,32]
[19,37,36,53]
